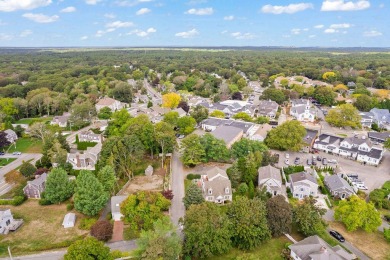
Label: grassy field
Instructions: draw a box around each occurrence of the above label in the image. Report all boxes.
[329,221,390,260]
[0,158,16,167]
[15,117,52,125]
[6,138,43,153]
[207,236,291,260]
[0,200,88,256]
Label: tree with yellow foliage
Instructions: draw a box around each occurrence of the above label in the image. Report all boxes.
[333,84,348,93]
[375,89,390,99]
[162,93,181,109]
[322,71,337,83]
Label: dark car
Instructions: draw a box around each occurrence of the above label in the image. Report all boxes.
[329,230,345,242]
[294,157,300,165]
[0,152,4,155]
[317,156,322,161]
[311,160,317,166]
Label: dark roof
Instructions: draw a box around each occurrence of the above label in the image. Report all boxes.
[368,131,390,141]
[315,134,343,146]
[303,129,318,145]
[368,148,383,159]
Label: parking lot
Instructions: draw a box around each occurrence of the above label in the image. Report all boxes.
[274,150,390,192]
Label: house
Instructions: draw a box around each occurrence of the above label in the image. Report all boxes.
[111,196,127,221]
[370,108,390,130]
[62,213,76,228]
[4,129,17,143]
[302,129,318,153]
[51,113,70,128]
[313,134,343,154]
[95,97,127,112]
[258,165,283,197]
[289,172,318,200]
[67,143,102,170]
[368,131,390,143]
[249,124,272,142]
[256,100,279,119]
[91,120,109,132]
[359,111,374,128]
[210,126,243,148]
[200,167,232,204]
[347,81,356,88]
[324,174,355,199]
[79,130,103,143]
[290,99,316,122]
[289,235,354,260]
[339,136,384,165]
[0,209,23,234]
[173,107,187,117]
[23,173,47,199]
[201,117,255,135]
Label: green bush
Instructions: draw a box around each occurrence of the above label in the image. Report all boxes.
[77,142,97,150]
[12,196,26,206]
[79,218,98,230]
[283,165,304,176]
[186,174,201,180]
[39,198,52,205]
[384,228,390,243]
[67,203,74,211]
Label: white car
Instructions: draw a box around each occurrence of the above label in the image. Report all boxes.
[284,159,290,165]
[285,153,290,159]
[328,159,338,164]
[12,151,22,155]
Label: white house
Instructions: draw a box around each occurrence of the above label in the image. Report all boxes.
[359,111,374,128]
[4,129,18,143]
[313,134,343,154]
[258,165,283,197]
[289,172,318,200]
[257,100,279,119]
[324,174,355,199]
[66,143,102,170]
[290,99,316,122]
[370,108,390,130]
[200,167,232,204]
[51,113,70,128]
[62,213,76,228]
[79,130,103,143]
[95,97,127,112]
[111,196,127,221]
[0,209,23,234]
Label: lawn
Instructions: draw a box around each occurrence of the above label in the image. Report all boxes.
[15,117,52,125]
[0,200,88,256]
[206,236,291,260]
[0,158,16,167]
[6,138,43,153]
[328,221,390,260]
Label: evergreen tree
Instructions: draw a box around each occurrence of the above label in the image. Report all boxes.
[44,168,74,204]
[97,165,116,194]
[183,183,205,209]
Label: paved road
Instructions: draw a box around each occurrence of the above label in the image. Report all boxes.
[143,79,162,103]
[170,151,185,226]
[0,153,42,196]
[0,240,137,260]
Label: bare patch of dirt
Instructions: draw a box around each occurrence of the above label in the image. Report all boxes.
[122,175,164,195]
[183,162,232,175]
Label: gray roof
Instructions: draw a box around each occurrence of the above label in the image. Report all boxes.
[111,196,127,214]
[202,117,254,134]
[258,165,282,183]
[303,129,318,145]
[370,108,390,123]
[315,134,343,147]
[203,167,232,197]
[290,172,318,185]
[367,148,383,159]
[28,172,47,187]
[324,174,354,193]
[343,137,372,147]
[211,125,243,145]
[368,131,390,141]
[289,235,353,260]
[291,99,310,107]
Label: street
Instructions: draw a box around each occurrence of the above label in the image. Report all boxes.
[169,150,185,226]
[0,240,137,260]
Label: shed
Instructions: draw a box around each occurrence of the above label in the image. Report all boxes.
[145,165,153,176]
[111,196,127,221]
[62,213,76,228]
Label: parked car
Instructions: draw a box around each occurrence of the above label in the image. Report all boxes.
[12,151,21,155]
[329,230,345,242]
[328,159,338,164]
[294,157,300,165]
[285,153,290,159]
[317,156,322,161]
[307,159,312,166]
[178,135,185,139]
[0,152,5,156]
[284,159,290,165]
[322,158,328,165]
[311,160,317,166]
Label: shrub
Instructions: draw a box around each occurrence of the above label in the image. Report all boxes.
[19,162,37,178]
[186,174,201,180]
[90,220,113,241]
[384,228,390,243]
[79,218,98,230]
[237,183,249,196]
[67,203,74,211]
[77,142,97,150]
[161,190,174,200]
[39,198,52,206]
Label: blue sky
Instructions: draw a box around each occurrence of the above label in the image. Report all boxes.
[0,0,387,47]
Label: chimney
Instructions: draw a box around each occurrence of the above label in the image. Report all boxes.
[76,154,81,167]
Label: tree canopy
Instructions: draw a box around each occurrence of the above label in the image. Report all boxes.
[326,104,362,129]
[265,120,306,151]
[44,168,74,204]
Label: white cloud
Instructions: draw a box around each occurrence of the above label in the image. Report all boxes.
[104,13,116,19]
[0,0,51,12]
[314,24,324,29]
[291,28,302,35]
[85,0,101,5]
[22,13,59,23]
[324,28,338,33]
[187,0,207,4]
[221,30,228,34]
[115,0,153,7]
[175,28,199,38]
[231,32,255,40]
[321,0,370,11]
[330,23,352,28]
[106,20,134,28]
[136,7,151,15]
[20,30,32,37]
[363,30,382,37]
[224,15,234,21]
[261,3,313,14]
[60,6,76,13]
[185,7,213,15]
[0,33,13,40]
[309,34,316,38]
[128,27,156,37]
[80,36,88,40]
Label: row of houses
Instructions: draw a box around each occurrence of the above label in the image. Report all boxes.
[359,108,390,130]
[313,134,384,165]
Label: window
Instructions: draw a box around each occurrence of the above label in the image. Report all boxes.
[225,188,229,194]
[208,189,212,195]
[6,220,10,226]
[300,188,304,191]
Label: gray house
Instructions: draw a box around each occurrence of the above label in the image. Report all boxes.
[324,174,355,199]
[23,173,47,199]
[258,165,283,197]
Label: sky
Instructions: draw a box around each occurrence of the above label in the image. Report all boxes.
[0,0,388,47]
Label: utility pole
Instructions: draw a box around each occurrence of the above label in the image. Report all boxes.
[8,246,13,260]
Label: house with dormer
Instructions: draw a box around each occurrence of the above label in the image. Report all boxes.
[289,172,318,200]
[23,173,47,199]
[200,167,232,204]
[370,108,390,130]
[359,111,374,128]
[313,134,343,154]
[290,99,317,122]
[257,100,279,119]
[258,165,283,197]
[95,97,127,112]
[67,143,102,170]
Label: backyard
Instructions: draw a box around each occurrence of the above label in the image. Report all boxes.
[15,117,52,125]
[6,138,43,153]
[0,201,88,256]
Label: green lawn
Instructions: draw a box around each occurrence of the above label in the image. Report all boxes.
[6,138,43,153]
[206,237,291,260]
[15,117,52,125]
[0,158,16,167]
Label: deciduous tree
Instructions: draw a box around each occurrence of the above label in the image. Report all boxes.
[231,138,268,159]
[183,183,205,209]
[314,86,336,106]
[97,165,116,194]
[162,93,181,109]
[64,237,113,260]
[180,134,205,167]
[326,104,361,129]
[200,133,230,162]
[190,105,209,123]
[210,110,225,118]
[19,162,37,178]
[293,197,326,236]
[265,120,306,151]
[44,168,74,204]
[177,116,196,135]
[260,88,286,104]
[266,195,292,237]
[91,220,113,241]
[233,112,252,122]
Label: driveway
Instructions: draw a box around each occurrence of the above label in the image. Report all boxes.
[111,221,124,242]
[169,151,185,226]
